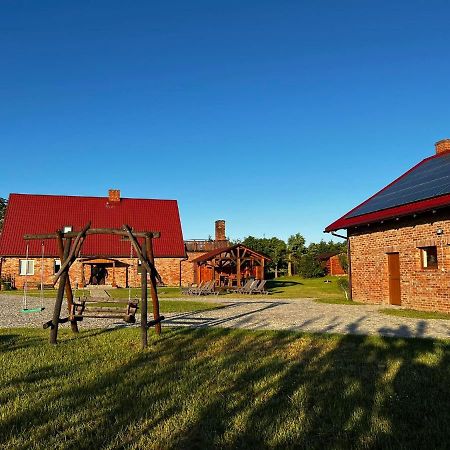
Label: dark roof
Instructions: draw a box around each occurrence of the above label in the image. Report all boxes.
[325,150,450,232]
[0,193,186,258]
[316,251,342,261]
[191,244,271,263]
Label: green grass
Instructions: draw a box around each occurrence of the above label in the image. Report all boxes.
[380,308,450,320]
[0,327,448,449]
[92,299,220,313]
[0,277,356,304]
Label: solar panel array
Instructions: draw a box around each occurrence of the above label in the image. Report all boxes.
[347,152,450,218]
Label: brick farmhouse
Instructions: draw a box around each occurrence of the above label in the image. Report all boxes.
[0,190,190,289]
[326,139,450,313]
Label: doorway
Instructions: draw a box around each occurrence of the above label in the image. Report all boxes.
[387,253,401,305]
[89,264,109,285]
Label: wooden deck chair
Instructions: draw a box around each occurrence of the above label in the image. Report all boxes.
[236,279,253,294]
[240,280,259,294]
[249,280,269,295]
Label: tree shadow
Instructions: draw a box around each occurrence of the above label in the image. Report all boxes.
[0,327,449,448]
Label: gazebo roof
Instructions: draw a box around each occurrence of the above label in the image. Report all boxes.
[191,244,271,264]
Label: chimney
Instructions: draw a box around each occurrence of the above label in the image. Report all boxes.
[435,139,450,155]
[108,189,121,203]
[215,220,226,242]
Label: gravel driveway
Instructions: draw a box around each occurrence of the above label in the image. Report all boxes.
[1,294,449,340]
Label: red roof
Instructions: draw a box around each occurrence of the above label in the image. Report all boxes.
[325,151,450,232]
[0,193,186,258]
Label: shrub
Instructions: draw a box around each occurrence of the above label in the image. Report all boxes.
[337,277,350,299]
[297,254,325,278]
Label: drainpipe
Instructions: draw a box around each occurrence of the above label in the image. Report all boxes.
[0,257,3,291]
[331,231,352,300]
[179,246,189,287]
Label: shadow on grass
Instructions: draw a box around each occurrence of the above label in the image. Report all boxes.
[0,327,449,449]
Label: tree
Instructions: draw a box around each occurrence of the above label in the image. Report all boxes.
[297,254,325,278]
[241,236,287,278]
[0,197,7,233]
[307,239,346,257]
[287,233,306,276]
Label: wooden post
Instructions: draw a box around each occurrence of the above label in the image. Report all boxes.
[56,231,78,333]
[50,237,72,344]
[140,241,148,349]
[236,247,241,287]
[112,260,116,287]
[146,235,162,335]
[261,258,265,280]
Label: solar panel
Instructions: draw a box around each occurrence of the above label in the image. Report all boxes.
[346,152,450,218]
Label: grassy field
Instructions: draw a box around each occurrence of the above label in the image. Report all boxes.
[92,299,220,313]
[2,276,350,302]
[0,327,448,449]
[380,308,450,321]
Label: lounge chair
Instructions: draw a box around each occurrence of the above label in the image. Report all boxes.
[234,280,253,294]
[190,280,214,295]
[198,280,219,296]
[249,280,269,295]
[182,282,204,295]
[239,280,259,294]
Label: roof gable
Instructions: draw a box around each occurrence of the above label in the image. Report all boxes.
[325,151,450,232]
[0,193,186,258]
[191,244,271,263]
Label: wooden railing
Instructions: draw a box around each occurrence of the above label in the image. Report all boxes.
[184,240,229,252]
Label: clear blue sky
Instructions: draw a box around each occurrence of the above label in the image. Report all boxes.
[1,1,450,244]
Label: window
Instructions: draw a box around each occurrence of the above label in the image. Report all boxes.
[420,246,438,269]
[63,226,72,233]
[19,260,35,276]
[54,259,61,274]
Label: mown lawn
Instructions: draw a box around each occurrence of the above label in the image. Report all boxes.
[92,299,220,313]
[0,327,449,449]
[0,276,359,304]
[380,308,450,321]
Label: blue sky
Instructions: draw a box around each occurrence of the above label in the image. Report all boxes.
[1,1,450,243]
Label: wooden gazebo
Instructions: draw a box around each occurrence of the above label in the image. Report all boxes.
[191,244,270,288]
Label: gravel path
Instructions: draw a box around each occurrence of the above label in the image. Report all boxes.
[1,294,449,340]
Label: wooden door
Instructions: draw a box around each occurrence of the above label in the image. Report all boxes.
[388,253,401,305]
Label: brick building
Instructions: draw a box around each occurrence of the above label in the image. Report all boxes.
[316,252,346,276]
[0,190,187,289]
[325,139,450,313]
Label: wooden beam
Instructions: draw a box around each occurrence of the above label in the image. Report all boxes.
[140,241,148,349]
[146,235,162,335]
[122,225,161,282]
[56,231,78,333]
[50,238,72,344]
[53,223,91,284]
[24,228,161,240]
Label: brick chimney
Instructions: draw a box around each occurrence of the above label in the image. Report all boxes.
[435,139,450,155]
[215,220,226,242]
[108,189,121,203]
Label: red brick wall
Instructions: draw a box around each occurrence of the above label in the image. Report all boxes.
[0,256,187,289]
[349,211,450,312]
[329,255,346,276]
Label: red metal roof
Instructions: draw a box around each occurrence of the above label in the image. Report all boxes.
[325,151,450,232]
[0,194,186,258]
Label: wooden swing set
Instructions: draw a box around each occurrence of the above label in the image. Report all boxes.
[24,222,164,348]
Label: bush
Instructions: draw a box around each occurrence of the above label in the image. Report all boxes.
[337,277,350,299]
[297,254,325,278]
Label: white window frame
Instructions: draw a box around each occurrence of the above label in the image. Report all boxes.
[420,246,438,269]
[19,259,35,276]
[63,226,72,233]
[54,259,61,274]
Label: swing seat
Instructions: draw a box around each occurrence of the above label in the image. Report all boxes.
[21,307,45,313]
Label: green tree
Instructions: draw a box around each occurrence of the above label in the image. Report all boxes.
[297,254,325,278]
[241,236,287,278]
[0,197,7,233]
[307,239,346,257]
[287,233,306,276]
